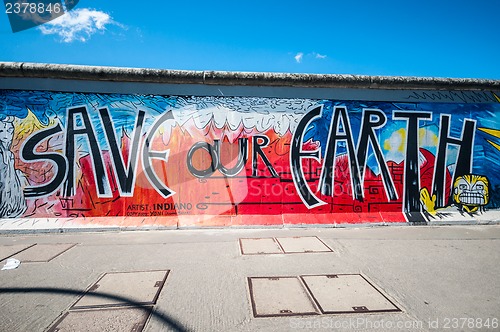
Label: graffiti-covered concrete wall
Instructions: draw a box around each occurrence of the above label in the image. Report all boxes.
[1,63,499,229]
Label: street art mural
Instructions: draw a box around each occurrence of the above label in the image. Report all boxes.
[1,90,500,227]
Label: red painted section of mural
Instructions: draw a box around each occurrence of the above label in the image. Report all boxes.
[17,125,441,225]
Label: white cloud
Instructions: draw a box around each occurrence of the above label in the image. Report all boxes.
[294,52,327,63]
[294,52,304,63]
[38,8,122,42]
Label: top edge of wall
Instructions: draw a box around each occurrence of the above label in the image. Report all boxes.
[1,62,499,91]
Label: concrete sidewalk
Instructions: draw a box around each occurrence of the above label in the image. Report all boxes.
[0,225,499,331]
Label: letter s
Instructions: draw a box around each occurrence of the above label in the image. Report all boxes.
[21,123,68,197]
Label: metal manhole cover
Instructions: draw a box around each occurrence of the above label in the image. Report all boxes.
[301,274,400,314]
[248,277,319,317]
[239,238,283,255]
[47,306,152,332]
[72,270,169,309]
[275,237,332,253]
[0,244,36,261]
[13,243,77,262]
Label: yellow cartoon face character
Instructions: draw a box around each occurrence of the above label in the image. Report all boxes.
[453,175,489,213]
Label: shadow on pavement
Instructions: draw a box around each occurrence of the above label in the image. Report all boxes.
[0,287,190,332]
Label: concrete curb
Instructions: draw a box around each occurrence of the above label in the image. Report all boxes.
[1,220,499,235]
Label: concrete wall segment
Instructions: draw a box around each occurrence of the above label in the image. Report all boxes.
[1,62,499,91]
[1,62,500,230]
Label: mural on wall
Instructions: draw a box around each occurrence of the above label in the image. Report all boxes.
[1,90,500,225]
[0,117,27,217]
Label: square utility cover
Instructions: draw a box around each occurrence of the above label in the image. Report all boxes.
[275,237,332,253]
[72,270,169,309]
[239,238,283,255]
[47,306,152,332]
[13,243,77,262]
[248,277,318,317]
[0,244,35,261]
[301,274,400,314]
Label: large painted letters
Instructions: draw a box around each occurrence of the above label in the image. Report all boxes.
[1,91,499,225]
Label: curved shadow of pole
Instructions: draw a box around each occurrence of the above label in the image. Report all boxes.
[0,287,190,332]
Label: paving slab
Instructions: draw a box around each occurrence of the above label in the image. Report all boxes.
[0,244,35,261]
[239,238,283,255]
[72,270,169,309]
[47,307,152,332]
[13,243,77,262]
[301,274,400,313]
[248,277,318,317]
[275,236,332,253]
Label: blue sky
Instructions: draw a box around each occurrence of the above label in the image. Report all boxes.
[1,0,499,79]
